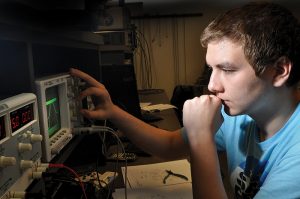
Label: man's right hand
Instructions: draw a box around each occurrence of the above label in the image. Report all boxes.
[69,68,116,120]
[182,95,223,145]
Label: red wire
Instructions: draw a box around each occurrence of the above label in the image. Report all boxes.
[49,163,88,199]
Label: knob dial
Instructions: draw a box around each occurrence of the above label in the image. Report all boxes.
[20,160,33,169]
[0,156,16,167]
[18,143,32,152]
[30,134,43,143]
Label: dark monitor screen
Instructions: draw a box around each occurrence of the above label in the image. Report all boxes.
[32,43,100,81]
[45,86,61,137]
[0,39,32,98]
[101,64,142,119]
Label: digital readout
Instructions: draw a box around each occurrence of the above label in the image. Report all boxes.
[10,103,34,133]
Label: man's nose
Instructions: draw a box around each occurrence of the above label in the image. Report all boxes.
[207,71,223,94]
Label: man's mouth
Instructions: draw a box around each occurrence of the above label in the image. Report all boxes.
[221,100,230,107]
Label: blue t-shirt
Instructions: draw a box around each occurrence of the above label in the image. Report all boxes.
[181,103,300,199]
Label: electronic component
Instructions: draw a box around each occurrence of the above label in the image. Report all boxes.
[75,171,118,189]
[0,93,43,198]
[107,152,137,162]
[36,74,70,162]
[35,73,85,162]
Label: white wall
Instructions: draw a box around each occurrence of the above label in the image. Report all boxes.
[132,7,224,98]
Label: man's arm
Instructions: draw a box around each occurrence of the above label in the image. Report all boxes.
[108,104,189,159]
[189,133,227,199]
[183,95,227,199]
[70,68,189,160]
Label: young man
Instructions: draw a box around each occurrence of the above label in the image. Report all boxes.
[70,2,300,199]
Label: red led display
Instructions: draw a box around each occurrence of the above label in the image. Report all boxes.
[10,103,34,133]
[0,116,5,140]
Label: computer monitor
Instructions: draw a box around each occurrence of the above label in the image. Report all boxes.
[100,64,161,124]
[101,64,142,119]
[35,74,73,162]
[0,39,32,98]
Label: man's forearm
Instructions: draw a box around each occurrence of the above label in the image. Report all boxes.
[110,105,188,159]
[189,133,227,199]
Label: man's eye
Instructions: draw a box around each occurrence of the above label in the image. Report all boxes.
[223,69,235,73]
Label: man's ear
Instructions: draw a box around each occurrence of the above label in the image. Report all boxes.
[273,56,292,87]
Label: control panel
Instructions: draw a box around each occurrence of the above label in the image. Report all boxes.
[0,93,43,198]
[66,75,86,128]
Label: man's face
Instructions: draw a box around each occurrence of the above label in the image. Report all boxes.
[206,39,274,116]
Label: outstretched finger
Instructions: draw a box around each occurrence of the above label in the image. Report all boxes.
[69,68,103,88]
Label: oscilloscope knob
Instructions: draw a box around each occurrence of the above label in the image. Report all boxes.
[30,134,43,143]
[18,143,33,153]
[26,130,43,142]
[20,160,33,169]
[0,156,16,167]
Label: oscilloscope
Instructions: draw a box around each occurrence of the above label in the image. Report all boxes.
[35,73,81,162]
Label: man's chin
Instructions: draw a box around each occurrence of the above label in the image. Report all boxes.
[223,105,241,116]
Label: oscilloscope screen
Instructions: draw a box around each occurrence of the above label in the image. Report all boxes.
[46,86,61,138]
